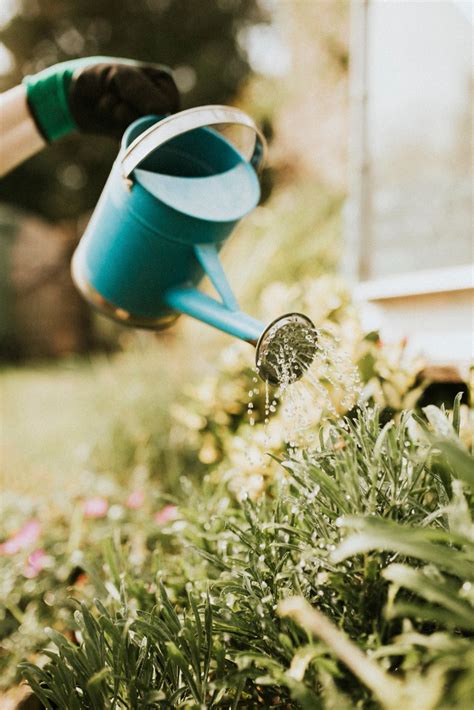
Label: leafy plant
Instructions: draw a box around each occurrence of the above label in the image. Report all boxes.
[16,401,474,708]
[23,586,227,710]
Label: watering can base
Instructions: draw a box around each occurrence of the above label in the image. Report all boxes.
[71,252,180,331]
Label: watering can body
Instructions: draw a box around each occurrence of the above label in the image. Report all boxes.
[72,108,266,341]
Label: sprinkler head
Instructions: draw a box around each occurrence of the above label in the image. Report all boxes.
[255,313,317,385]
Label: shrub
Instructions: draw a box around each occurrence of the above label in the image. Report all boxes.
[17,400,474,709]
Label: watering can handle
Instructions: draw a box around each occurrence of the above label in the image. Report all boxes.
[121,105,267,180]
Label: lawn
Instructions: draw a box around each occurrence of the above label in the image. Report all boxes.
[1,327,206,501]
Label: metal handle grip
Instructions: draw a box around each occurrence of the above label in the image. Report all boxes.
[120,105,267,179]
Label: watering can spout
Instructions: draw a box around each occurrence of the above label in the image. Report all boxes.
[163,286,264,344]
[161,241,265,342]
[164,275,319,387]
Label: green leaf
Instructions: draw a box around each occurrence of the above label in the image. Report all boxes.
[383,564,474,630]
[333,518,474,581]
[387,602,474,631]
[45,627,74,651]
[286,644,325,681]
[165,641,201,703]
[373,420,394,460]
[433,439,474,488]
[87,666,112,687]
[145,690,166,702]
[358,351,377,382]
[203,592,213,682]
[103,538,122,586]
[452,392,464,435]
[423,406,457,439]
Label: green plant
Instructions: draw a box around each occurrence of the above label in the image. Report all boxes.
[17,400,474,708]
[23,587,229,710]
[0,470,185,690]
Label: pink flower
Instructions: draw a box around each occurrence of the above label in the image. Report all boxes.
[154,505,178,525]
[82,497,109,519]
[126,490,145,510]
[0,519,41,556]
[23,548,48,578]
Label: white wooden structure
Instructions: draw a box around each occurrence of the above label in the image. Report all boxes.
[345,0,473,376]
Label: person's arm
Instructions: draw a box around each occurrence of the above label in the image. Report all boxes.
[0,57,179,178]
[0,85,46,177]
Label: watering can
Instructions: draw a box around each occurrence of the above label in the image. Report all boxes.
[71,106,317,384]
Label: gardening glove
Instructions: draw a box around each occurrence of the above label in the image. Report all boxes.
[23,56,180,143]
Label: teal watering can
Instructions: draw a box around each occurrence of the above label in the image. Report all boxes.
[72,106,317,384]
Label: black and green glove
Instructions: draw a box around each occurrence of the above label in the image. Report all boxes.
[23,56,180,142]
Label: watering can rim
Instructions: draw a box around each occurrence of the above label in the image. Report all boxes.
[120,105,267,183]
[133,159,260,223]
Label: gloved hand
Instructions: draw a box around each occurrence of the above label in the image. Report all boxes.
[23,57,180,143]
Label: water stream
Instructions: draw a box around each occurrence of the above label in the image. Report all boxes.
[247,323,361,461]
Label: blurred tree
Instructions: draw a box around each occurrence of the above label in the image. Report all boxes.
[0,0,267,220]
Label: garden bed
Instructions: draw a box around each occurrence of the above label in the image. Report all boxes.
[1,277,472,708]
